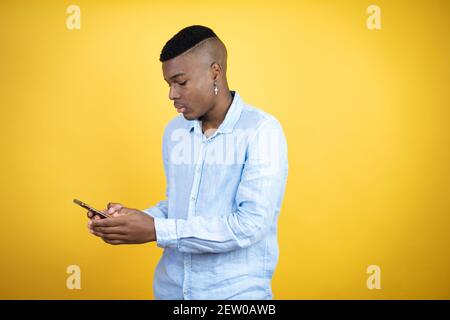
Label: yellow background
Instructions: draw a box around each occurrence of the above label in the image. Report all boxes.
[0,0,449,299]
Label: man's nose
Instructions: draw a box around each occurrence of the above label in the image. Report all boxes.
[168,85,180,100]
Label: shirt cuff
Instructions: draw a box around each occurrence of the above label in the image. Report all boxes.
[141,207,166,219]
[154,218,178,249]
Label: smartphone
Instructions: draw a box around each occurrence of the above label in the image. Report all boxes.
[73,199,110,219]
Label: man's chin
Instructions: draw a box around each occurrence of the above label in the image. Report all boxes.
[182,113,196,121]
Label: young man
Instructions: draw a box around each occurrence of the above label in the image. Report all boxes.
[88,25,288,300]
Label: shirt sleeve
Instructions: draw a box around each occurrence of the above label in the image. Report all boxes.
[142,124,170,219]
[142,199,168,219]
[154,118,288,253]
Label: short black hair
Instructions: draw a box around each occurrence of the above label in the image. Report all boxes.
[160,25,218,62]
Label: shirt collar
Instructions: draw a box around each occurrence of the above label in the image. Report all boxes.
[188,90,243,135]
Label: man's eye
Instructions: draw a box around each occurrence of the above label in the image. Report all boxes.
[179,81,187,86]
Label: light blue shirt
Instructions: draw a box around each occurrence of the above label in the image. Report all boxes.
[143,91,288,300]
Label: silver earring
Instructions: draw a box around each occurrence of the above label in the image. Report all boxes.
[213,81,218,95]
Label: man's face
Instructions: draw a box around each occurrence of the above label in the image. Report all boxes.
[162,53,215,121]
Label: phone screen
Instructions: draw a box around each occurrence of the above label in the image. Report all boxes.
[73,199,110,219]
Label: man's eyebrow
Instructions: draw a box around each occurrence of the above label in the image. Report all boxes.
[169,73,185,80]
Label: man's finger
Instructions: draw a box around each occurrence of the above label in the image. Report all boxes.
[91,216,125,228]
[86,212,101,220]
[103,239,127,245]
[90,229,103,238]
[100,233,129,241]
[93,226,127,235]
[90,228,127,240]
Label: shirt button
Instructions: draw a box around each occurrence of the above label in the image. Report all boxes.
[191,196,196,201]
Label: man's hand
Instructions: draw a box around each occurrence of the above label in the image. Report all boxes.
[88,206,156,245]
[86,202,123,220]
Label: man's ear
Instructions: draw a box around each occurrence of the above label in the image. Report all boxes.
[210,62,222,80]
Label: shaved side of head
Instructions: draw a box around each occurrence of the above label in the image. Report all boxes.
[181,37,228,75]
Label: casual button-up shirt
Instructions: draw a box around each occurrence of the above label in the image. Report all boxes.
[143,91,288,300]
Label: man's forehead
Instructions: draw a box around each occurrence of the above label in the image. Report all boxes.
[162,55,193,78]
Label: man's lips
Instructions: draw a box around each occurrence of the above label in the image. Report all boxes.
[174,103,187,113]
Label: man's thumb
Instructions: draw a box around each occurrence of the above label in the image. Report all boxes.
[107,202,123,214]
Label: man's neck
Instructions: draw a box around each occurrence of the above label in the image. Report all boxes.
[200,90,233,132]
